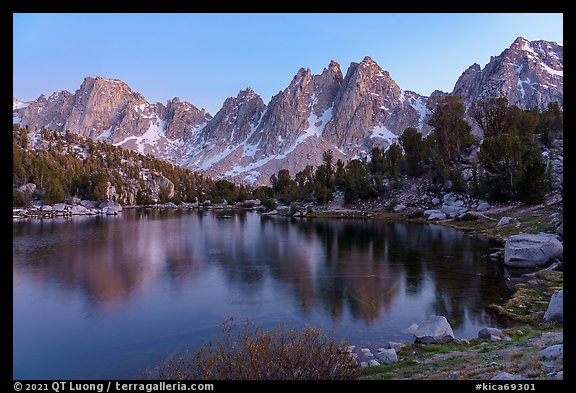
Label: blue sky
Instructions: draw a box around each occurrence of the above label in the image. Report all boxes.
[13,13,563,114]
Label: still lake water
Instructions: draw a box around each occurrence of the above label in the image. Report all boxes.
[13,209,513,379]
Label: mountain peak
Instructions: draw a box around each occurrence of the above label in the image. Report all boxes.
[452,37,562,110]
[361,55,376,64]
[512,36,529,46]
[328,60,340,70]
[240,87,257,97]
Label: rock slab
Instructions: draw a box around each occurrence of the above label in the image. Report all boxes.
[414,315,455,344]
[504,233,563,268]
[543,290,563,322]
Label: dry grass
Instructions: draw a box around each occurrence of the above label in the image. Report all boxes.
[145,317,359,380]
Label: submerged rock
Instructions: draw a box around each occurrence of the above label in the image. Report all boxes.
[401,323,419,335]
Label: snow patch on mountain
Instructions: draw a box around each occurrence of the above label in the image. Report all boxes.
[541,63,563,77]
[13,100,29,110]
[115,117,166,155]
[97,126,113,139]
[370,125,397,145]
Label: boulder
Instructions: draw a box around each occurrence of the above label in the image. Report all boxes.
[368,360,380,367]
[428,211,447,220]
[401,323,419,335]
[431,197,440,205]
[443,193,457,204]
[414,315,455,344]
[452,200,464,207]
[556,223,563,236]
[41,205,53,211]
[497,216,518,227]
[18,183,37,193]
[440,204,468,218]
[376,349,397,364]
[71,205,90,215]
[476,201,490,211]
[103,207,118,215]
[539,344,563,359]
[543,290,563,322]
[386,341,406,352]
[276,205,290,214]
[98,200,123,212]
[393,204,406,213]
[478,328,504,340]
[80,200,97,208]
[491,372,523,380]
[52,203,67,211]
[504,233,563,268]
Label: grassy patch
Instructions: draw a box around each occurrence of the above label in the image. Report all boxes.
[489,274,563,324]
[359,325,562,380]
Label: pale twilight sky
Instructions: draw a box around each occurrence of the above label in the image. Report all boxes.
[13,13,563,114]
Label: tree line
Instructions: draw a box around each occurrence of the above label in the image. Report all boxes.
[13,96,561,208]
[12,127,250,207]
[264,97,562,206]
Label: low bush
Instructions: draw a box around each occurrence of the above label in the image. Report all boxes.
[146,317,359,380]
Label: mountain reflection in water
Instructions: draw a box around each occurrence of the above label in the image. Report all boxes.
[13,210,512,378]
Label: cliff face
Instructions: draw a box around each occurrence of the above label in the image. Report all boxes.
[14,38,562,185]
[452,37,563,110]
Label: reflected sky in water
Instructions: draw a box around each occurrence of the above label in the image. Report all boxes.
[13,210,512,379]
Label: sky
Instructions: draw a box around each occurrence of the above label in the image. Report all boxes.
[13,13,563,115]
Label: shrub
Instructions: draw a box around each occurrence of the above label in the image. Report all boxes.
[13,189,30,207]
[146,318,359,380]
[385,197,400,212]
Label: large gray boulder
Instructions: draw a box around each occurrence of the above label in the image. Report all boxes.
[476,201,490,211]
[52,203,67,211]
[478,328,504,340]
[71,205,90,215]
[497,216,518,227]
[543,290,563,322]
[414,315,455,344]
[376,349,397,364]
[98,200,123,212]
[539,344,563,359]
[103,207,119,215]
[504,233,563,268]
[440,204,468,218]
[80,200,97,208]
[424,210,447,220]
